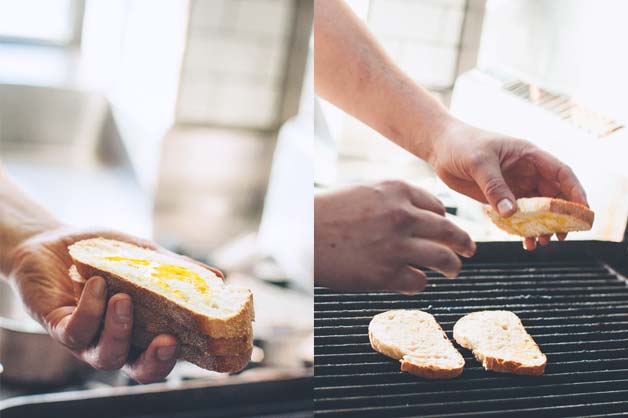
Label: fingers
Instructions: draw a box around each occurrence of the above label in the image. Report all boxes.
[391,266,427,295]
[83,294,134,370]
[402,183,446,215]
[123,334,179,384]
[54,276,107,349]
[473,157,517,217]
[523,237,537,251]
[403,238,462,279]
[413,210,476,257]
[533,150,588,205]
[538,234,551,246]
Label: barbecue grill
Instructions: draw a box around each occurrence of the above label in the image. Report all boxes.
[314,238,628,417]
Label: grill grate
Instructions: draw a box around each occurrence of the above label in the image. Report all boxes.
[314,254,628,417]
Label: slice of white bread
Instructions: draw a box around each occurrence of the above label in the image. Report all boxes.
[368,310,465,379]
[453,310,546,376]
[485,197,594,237]
[68,238,254,372]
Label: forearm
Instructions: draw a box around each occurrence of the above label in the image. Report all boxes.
[314,0,454,161]
[0,167,62,277]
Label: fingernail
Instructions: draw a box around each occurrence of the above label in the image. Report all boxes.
[497,198,514,216]
[157,345,177,361]
[115,300,132,322]
[465,241,477,257]
[91,278,106,297]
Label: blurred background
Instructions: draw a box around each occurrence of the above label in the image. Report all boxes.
[315,0,628,243]
[0,0,313,402]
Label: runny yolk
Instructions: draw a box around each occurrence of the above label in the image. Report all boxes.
[103,256,209,300]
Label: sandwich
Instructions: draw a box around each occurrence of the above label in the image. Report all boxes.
[68,238,254,373]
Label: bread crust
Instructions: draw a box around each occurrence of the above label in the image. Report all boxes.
[73,260,254,339]
[369,310,464,379]
[400,358,464,379]
[453,311,546,376]
[133,327,252,373]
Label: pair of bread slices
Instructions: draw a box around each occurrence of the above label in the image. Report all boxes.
[369,310,546,379]
[68,238,254,373]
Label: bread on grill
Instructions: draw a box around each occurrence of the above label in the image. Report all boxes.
[68,238,254,373]
[368,310,465,379]
[485,197,594,237]
[453,310,546,376]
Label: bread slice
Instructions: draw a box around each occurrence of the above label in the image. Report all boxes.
[485,197,594,237]
[67,238,254,373]
[133,327,252,373]
[368,310,464,379]
[453,310,546,376]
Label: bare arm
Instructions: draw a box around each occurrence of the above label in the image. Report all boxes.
[314,0,451,161]
[0,167,62,276]
[314,0,587,251]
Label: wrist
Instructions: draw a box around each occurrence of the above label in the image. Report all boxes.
[422,116,465,166]
[0,219,62,279]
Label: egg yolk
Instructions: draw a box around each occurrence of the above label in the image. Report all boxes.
[104,256,150,265]
[103,256,210,300]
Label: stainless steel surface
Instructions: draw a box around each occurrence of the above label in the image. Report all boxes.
[0,372,313,418]
[0,280,91,386]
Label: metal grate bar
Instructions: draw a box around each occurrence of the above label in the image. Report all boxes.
[314,257,628,417]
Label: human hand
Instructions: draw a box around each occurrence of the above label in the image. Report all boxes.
[7,227,180,383]
[428,120,588,250]
[314,180,476,294]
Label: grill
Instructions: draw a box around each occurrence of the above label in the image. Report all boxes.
[314,241,628,417]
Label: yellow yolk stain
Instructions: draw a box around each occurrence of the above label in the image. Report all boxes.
[103,256,209,300]
[104,256,150,265]
[151,264,209,295]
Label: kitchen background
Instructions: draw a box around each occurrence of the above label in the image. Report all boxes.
[315,0,628,243]
[0,0,313,401]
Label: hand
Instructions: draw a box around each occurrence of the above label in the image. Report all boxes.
[7,227,180,383]
[314,180,476,294]
[428,120,588,250]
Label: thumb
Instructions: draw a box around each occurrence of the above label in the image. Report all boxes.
[474,160,517,217]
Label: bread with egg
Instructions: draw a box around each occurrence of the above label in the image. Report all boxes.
[68,238,254,372]
[485,197,594,237]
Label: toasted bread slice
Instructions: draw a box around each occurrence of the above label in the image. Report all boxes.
[485,197,594,237]
[453,310,546,376]
[73,268,252,358]
[69,238,253,339]
[369,310,464,379]
[133,327,252,373]
[68,239,254,373]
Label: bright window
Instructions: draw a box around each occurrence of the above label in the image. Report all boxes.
[0,0,82,45]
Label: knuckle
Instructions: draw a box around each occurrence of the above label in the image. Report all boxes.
[434,247,456,268]
[62,329,88,349]
[380,179,409,195]
[483,177,506,197]
[439,219,456,237]
[95,355,126,371]
[387,206,413,227]
[468,151,488,168]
